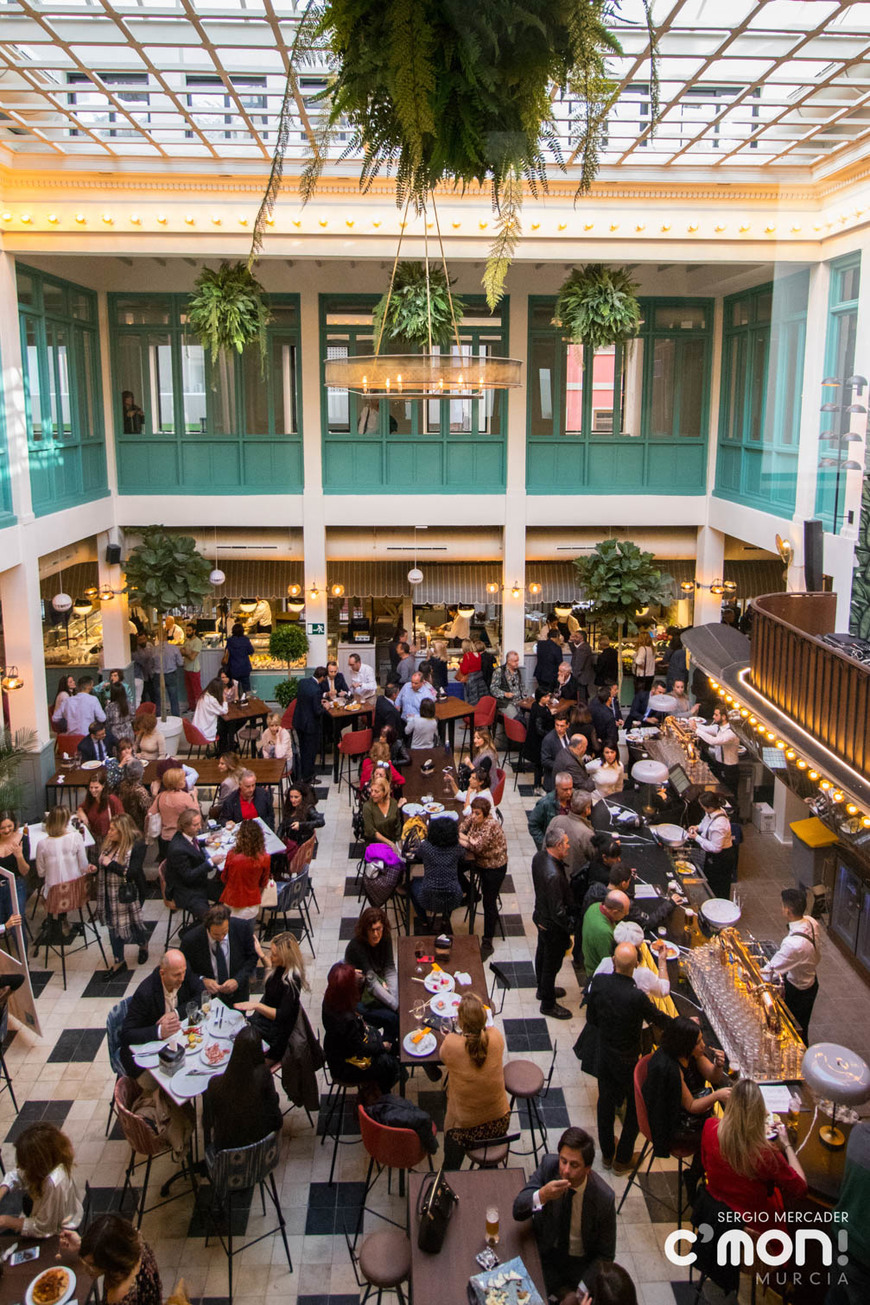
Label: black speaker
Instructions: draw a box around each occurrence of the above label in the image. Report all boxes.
[804,519,824,593]
[105,543,122,565]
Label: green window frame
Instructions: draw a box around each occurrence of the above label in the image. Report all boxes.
[526,296,712,494]
[16,263,107,516]
[320,294,509,493]
[816,254,861,532]
[715,272,808,514]
[109,293,303,495]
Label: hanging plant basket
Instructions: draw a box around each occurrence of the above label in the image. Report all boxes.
[252,1,659,309]
[372,262,465,350]
[553,264,642,349]
[187,262,271,366]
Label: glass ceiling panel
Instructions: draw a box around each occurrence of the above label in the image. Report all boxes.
[1,0,869,174]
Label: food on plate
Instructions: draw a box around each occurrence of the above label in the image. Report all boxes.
[411,1026,432,1044]
[32,1267,70,1305]
[204,1042,230,1065]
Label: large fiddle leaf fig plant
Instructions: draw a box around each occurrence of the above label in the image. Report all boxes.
[124,528,212,721]
[574,539,672,690]
[251,0,658,308]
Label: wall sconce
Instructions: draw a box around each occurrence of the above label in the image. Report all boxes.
[511,585,522,600]
[0,667,23,692]
[528,583,542,596]
[710,581,726,596]
[722,580,738,594]
[84,586,99,600]
[330,583,345,599]
[486,582,500,595]
[309,586,320,600]
[680,580,695,593]
[99,588,115,602]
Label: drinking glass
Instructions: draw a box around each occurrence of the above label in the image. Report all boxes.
[415,942,424,974]
[485,1206,500,1247]
[185,1000,200,1028]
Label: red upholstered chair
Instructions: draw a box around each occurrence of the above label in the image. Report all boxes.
[182,716,210,758]
[134,702,156,717]
[281,699,296,731]
[337,728,373,794]
[490,767,506,809]
[616,1053,698,1228]
[473,696,497,729]
[55,732,84,760]
[357,1104,435,1230]
[501,716,528,788]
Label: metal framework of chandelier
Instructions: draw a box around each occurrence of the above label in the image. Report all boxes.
[323,193,523,400]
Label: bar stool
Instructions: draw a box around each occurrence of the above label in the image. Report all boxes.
[320,1073,363,1185]
[503,1045,557,1166]
[345,1228,411,1304]
[337,728,373,795]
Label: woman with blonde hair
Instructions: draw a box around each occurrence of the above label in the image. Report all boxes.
[632,630,656,693]
[133,711,167,761]
[234,931,308,1065]
[95,813,148,978]
[701,1077,806,1232]
[36,806,92,896]
[147,765,198,858]
[0,1122,83,1236]
[258,712,292,762]
[461,727,498,777]
[429,638,449,692]
[440,993,509,1169]
[361,773,405,850]
[220,819,271,919]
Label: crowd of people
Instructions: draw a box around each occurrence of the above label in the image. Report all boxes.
[4,615,860,1305]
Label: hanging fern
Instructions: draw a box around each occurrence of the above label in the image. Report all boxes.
[250,0,660,306]
[187,263,271,367]
[372,262,465,349]
[553,264,642,349]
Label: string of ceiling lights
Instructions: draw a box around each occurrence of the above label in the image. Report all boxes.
[709,674,870,831]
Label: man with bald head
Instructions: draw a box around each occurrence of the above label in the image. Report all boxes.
[581,889,630,975]
[586,941,674,1173]
[119,948,205,1077]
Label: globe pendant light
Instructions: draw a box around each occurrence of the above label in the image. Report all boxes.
[210,568,226,586]
[408,528,423,586]
[52,592,72,613]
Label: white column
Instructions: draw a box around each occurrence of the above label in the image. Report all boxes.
[298,283,327,666]
[841,233,870,543]
[789,262,830,590]
[0,252,34,523]
[0,553,49,745]
[694,526,726,626]
[502,289,529,656]
[97,530,131,672]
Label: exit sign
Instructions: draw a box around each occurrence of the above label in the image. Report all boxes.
[306,622,325,636]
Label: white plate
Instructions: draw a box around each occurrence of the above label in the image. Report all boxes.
[423,970,456,994]
[129,1038,169,1056]
[403,1030,437,1057]
[132,1051,161,1069]
[80,759,102,770]
[424,802,445,814]
[402,802,425,817]
[200,1042,232,1070]
[170,1065,221,1098]
[662,942,681,961]
[429,992,462,1018]
[206,1009,243,1040]
[25,1266,76,1305]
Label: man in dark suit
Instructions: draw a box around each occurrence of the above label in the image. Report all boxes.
[294,667,327,783]
[165,809,222,921]
[513,1125,616,1300]
[532,827,574,1019]
[180,903,258,1006]
[535,628,564,692]
[77,720,117,764]
[593,636,619,688]
[588,686,620,752]
[569,630,595,702]
[218,769,274,829]
[373,683,403,739]
[541,716,572,792]
[119,949,205,1077]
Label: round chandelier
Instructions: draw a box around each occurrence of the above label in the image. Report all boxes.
[324,193,523,401]
[52,592,72,613]
[408,567,424,586]
[209,568,226,587]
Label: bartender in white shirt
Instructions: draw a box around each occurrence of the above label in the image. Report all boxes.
[686,791,735,901]
[693,705,740,794]
[245,596,273,632]
[761,886,821,1044]
[347,652,377,701]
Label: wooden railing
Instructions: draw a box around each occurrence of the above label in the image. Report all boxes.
[751,592,870,778]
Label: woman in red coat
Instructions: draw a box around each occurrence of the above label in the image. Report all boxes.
[220,819,271,920]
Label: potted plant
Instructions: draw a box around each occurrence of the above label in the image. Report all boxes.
[372,262,464,349]
[187,262,271,367]
[269,624,309,709]
[553,264,642,349]
[573,540,671,692]
[251,1,658,306]
[0,729,38,814]
[124,528,212,752]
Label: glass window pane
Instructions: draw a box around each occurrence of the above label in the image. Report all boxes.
[268,303,298,329]
[653,305,707,331]
[650,338,675,436]
[389,400,413,435]
[46,323,72,438]
[778,324,801,445]
[748,333,767,441]
[114,296,171,326]
[209,354,236,435]
[276,339,297,434]
[117,336,148,434]
[530,302,555,329]
[727,336,746,441]
[838,264,860,304]
[590,346,616,434]
[77,329,99,439]
[678,339,705,437]
[530,335,557,436]
[448,343,473,432]
[42,281,68,317]
[731,297,751,328]
[23,317,44,441]
[565,344,584,434]
[16,273,36,308]
[835,311,858,423]
[148,336,175,434]
[71,292,93,323]
[756,292,772,324]
[326,335,351,431]
[181,340,206,433]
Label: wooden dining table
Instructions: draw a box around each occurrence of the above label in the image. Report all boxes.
[408,1168,546,1305]
[0,1236,93,1305]
[322,700,374,781]
[518,695,576,718]
[397,933,489,1075]
[46,756,287,812]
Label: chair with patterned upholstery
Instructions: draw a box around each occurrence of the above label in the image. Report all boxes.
[259,869,315,954]
[42,872,108,990]
[204,1129,292,1302]
[104,996,131,1137]
[115,1076,197,1229]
